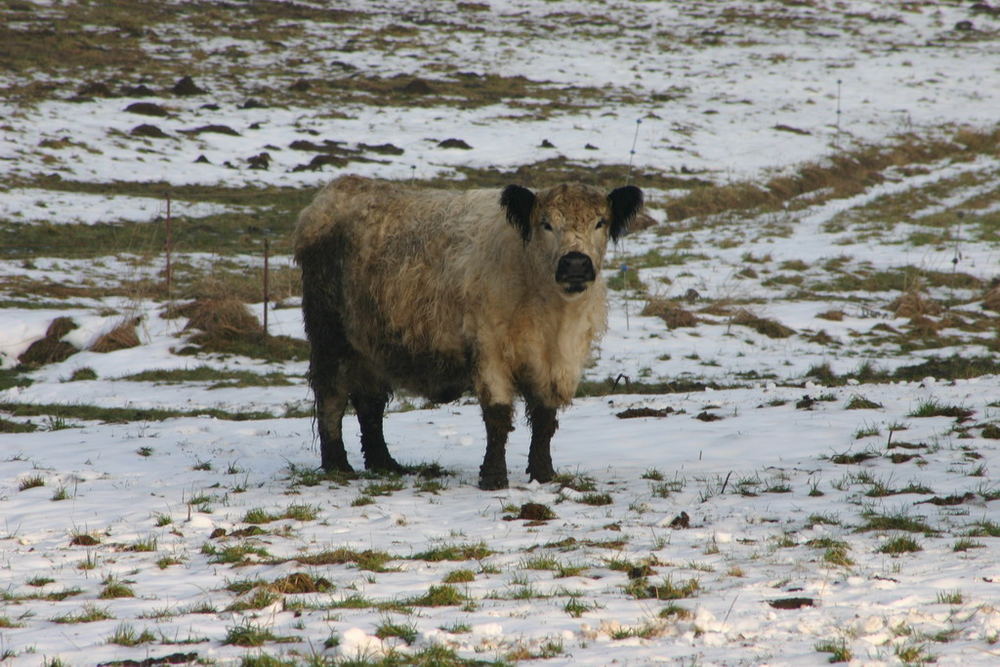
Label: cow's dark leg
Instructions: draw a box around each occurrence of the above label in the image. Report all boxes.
[302,275,352,473]
[351,392,404,473]
[479,403,513,490]
[316,384,352,472]
[525,398,558,483]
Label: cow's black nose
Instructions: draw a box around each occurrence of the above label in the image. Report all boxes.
[556,252,595,287]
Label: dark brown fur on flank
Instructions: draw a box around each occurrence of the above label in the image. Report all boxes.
[294,175,642,489]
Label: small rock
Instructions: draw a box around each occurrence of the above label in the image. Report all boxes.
[695,411,722,422]
[77,81,114,98]
[247,152,271,170]
[438,138,472,149]
[131,124,169,138]
[194,154,211,164]
[241,98,265,109]
[517,503,556,521]
[955,20,974,31]
[121,83,155,97]
[359,142,405,155]
[124,101,168,117]
[669,511,690,529]
[584,143,599,150]
[183,124,241,137]
[172,75,207,96]
[539,139,556,148]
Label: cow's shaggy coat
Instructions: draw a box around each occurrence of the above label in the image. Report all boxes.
[294,175,642,489]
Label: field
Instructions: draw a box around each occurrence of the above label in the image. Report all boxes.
[2,1,999,665]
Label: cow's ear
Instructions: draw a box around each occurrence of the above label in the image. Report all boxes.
[607,185,643,242]
[500,184,535,242]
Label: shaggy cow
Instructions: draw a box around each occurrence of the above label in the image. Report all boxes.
[294,175,642,489]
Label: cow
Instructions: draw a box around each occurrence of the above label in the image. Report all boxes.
[294,175,642,489]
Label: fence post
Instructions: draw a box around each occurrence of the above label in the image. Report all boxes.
[164,193,173,300]
[262,239,270,338]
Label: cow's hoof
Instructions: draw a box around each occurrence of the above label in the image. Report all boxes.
[527,466,555,484]
[321,459,355,474]
[365,456,406,475]
[478,474,509,491]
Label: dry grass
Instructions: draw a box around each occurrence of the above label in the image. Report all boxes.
[730,309,796,338]
[177,298,261,339]
[90,317,142,353]
[641,298,698,328]
[889,290,942,319]
[665,128,1000,221]
[17,317,80,367]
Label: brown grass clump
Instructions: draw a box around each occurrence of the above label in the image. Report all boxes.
[269,572,332,594]
[982,285,1000,312]
[730,309,796,338]
[816,309,845,321]
[178,298,262,338]
[90,317,142,353]
[642,298,698,328]
[888,291,942,318]
[906,315,941,338]
[18,317,79,367]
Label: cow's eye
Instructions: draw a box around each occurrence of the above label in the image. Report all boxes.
[596,218,606,229]
[541,218,553,231]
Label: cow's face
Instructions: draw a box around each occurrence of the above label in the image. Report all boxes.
[501,183,643,299]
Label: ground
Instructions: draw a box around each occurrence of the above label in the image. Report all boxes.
[1,1,999,665]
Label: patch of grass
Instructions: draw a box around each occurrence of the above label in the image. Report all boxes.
[815,638,853,663]
[553,472,597,492]
[965,520,1000,537]
[26,576,55,587]
[202,542,271,564]
[361,478,406,496]
[226,588,282,612]
[625,576,700,600]
[564,598,600,617]
[908,398,974,420]
[67,367,98,381]
[223,619,295,647]
[374,619,419,644]
[846,395,883,410]
[0,401,276,424]
[877,536,922,554]
[99,579,135,599]
[935,590,963,605]
[953,537,984,551]
[51,603,113,624]
[106,622,156,646]
[442,569,476,584]
[18,475,45,491]
[411,542,492,562]
[291,547,395,572]
[407,584,467,607]
[124,535,158,552]
[243,504,319,524]
[579,492,613,506]
[858,511,935,534]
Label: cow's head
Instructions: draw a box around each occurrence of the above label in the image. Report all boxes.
[501,183,643,298]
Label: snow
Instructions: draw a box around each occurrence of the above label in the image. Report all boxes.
[1,0,999,665]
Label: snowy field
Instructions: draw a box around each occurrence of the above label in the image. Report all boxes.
[2,1,999,665]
